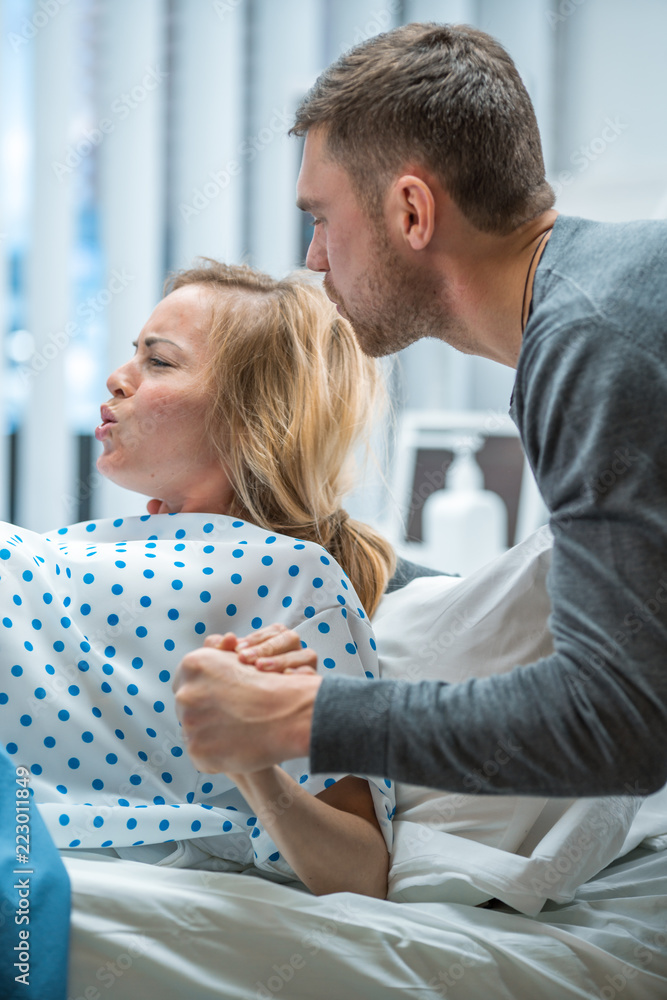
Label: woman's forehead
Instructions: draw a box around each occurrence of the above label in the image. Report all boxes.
[145,284,218,349]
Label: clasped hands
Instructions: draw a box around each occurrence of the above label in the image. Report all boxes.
[172,624,322,776]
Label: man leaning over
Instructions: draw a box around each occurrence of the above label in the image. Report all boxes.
[173,23,667,801]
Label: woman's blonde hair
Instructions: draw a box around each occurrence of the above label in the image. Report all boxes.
[165,259,395,617]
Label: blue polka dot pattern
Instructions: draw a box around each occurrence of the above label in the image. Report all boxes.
[0,512,392,875]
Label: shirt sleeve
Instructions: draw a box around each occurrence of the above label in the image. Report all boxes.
[311,318,667,797]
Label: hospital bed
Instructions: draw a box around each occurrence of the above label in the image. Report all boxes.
[65,527,667,999]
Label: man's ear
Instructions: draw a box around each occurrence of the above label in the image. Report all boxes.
[388,175,436,251]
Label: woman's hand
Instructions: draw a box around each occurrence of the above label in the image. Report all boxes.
[146,498,171,514]
[204,624,318,674]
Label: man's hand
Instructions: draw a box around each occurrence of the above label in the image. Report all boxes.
[173,645,322,774]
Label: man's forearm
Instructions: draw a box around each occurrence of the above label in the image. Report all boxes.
[309,663,666,797]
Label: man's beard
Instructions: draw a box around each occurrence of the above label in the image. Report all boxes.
[324,237,473,359]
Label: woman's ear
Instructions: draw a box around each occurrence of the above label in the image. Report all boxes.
[388,174,436,251]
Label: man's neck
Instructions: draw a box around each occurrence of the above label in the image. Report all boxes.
[430,208,559,369]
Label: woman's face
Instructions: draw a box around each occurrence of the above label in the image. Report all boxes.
[96,284,233,514]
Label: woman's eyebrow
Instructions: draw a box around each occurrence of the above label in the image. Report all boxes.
[134,336,185,351]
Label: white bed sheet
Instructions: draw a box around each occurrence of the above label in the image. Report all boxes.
[374,529,666,915]
[65,845,667,999]
[63,524,667,997]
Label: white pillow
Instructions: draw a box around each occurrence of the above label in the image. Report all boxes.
[375,525,554,688]
[372,526,646,914]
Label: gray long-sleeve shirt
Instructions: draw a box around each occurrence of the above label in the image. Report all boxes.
[310,214,667,797]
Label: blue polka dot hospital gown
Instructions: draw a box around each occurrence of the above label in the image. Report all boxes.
[0,514,393,880]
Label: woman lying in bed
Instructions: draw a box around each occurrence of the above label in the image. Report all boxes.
[0,261,395,898]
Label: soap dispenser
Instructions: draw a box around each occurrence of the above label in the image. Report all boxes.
[421,436,508,576]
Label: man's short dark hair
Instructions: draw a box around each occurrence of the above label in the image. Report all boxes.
[291,22,555,234]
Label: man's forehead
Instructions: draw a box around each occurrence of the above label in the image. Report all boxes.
[296,129,347,210]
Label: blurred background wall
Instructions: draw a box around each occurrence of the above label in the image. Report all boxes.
[0,0,665,535]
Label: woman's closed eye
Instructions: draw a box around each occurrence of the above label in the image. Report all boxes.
[130,341,174,369]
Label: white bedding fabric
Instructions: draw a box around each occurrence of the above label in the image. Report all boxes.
[65,845,667,999]
[374,527,667,914]
[63,524,667,996]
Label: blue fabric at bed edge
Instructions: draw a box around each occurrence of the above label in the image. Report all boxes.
[1,743,70,1000]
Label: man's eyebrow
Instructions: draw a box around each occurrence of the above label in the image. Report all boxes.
[296,197,323,213]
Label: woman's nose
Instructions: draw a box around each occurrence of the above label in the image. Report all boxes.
[106,360,134,397]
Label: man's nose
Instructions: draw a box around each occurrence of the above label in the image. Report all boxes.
[305,225,329,273]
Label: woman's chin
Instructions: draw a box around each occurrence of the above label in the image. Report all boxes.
[96,456,155,499]
[95,453,112,480]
